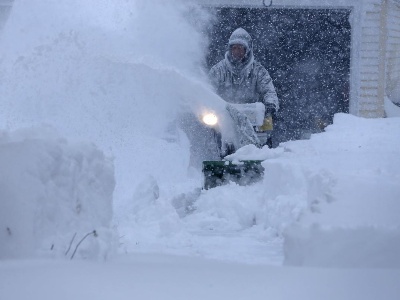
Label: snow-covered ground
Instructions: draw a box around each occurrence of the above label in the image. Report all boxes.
[1,253,400,300]
[1,1,400,299]
[116,113,400,269]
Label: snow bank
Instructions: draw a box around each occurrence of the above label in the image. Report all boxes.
[187,158,334,235]
[0,0,224,206]
[117,140,336,264]
[0,0,234,261]
[115,111,400,267]
[0,128,115,260]
[2,0,399,269]
[0,0,235,262]
[282,114,400,268]
[137,113,399,267]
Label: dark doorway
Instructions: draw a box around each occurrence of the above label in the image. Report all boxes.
[205,8,351,145]
[0,5,12,30]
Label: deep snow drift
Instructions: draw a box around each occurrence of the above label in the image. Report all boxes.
[0,0,222,258]
[118,114,400,268]
[1,0,400,269]
[0,128,115,259]
[0,0,225,207]
[281,114,400,268]
[1,0,400,299]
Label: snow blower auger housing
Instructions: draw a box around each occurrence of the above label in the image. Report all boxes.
[203,160,264,190]
[201,102,272,190]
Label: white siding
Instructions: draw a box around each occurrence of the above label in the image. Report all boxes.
[0,0,12,30]
[357,0,384,117]
[352,0,400,117]
[386,0,400,103]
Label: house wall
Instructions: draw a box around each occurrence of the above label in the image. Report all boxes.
[358,0,400,117]
[356,0,386,117]
[0,0,12,30]
[1,0,398,117]
[197,0,400,119]
[386,0,400,103]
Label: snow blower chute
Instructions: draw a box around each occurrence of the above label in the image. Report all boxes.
[201,102,273,190]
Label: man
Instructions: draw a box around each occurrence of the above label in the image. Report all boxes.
[209,28,279,130]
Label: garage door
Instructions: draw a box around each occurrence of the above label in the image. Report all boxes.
[206,7,351,145]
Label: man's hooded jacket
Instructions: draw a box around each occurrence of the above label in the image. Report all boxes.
[209,28,279,112]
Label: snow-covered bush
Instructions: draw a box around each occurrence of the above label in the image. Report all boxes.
[0,128,115,260]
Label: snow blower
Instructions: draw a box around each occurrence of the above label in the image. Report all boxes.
[201,102,272,189]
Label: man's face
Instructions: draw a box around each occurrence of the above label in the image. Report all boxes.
[231,44,246,61]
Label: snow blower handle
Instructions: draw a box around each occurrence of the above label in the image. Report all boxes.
[259,103,275,131]
[259,115,273,131]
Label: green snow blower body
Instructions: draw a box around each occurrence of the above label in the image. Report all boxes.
[199,102,272,190]
[202,160,264,190]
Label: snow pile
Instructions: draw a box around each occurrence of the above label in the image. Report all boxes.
[118,113,400,268]
[187,159,334,235]
[1,0,399,271]
[166,144,335,264]
[281,114,400,268]
[0,0,232,260]
[119,133,335,264]
[0,128,115,260]
[0,0,236,259]
[0,0,224,205]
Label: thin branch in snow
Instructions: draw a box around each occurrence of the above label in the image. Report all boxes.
[70,230,97,260]
[65,232,77,256]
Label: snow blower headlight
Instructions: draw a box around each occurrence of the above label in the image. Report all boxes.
[202,113,218,126]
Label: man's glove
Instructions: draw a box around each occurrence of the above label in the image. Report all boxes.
[258,103,276,131]
[264,103,276,117]
[259,115,273,131]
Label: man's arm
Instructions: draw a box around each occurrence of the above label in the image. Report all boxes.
[255,64,279,115]
[208,64,222,89]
